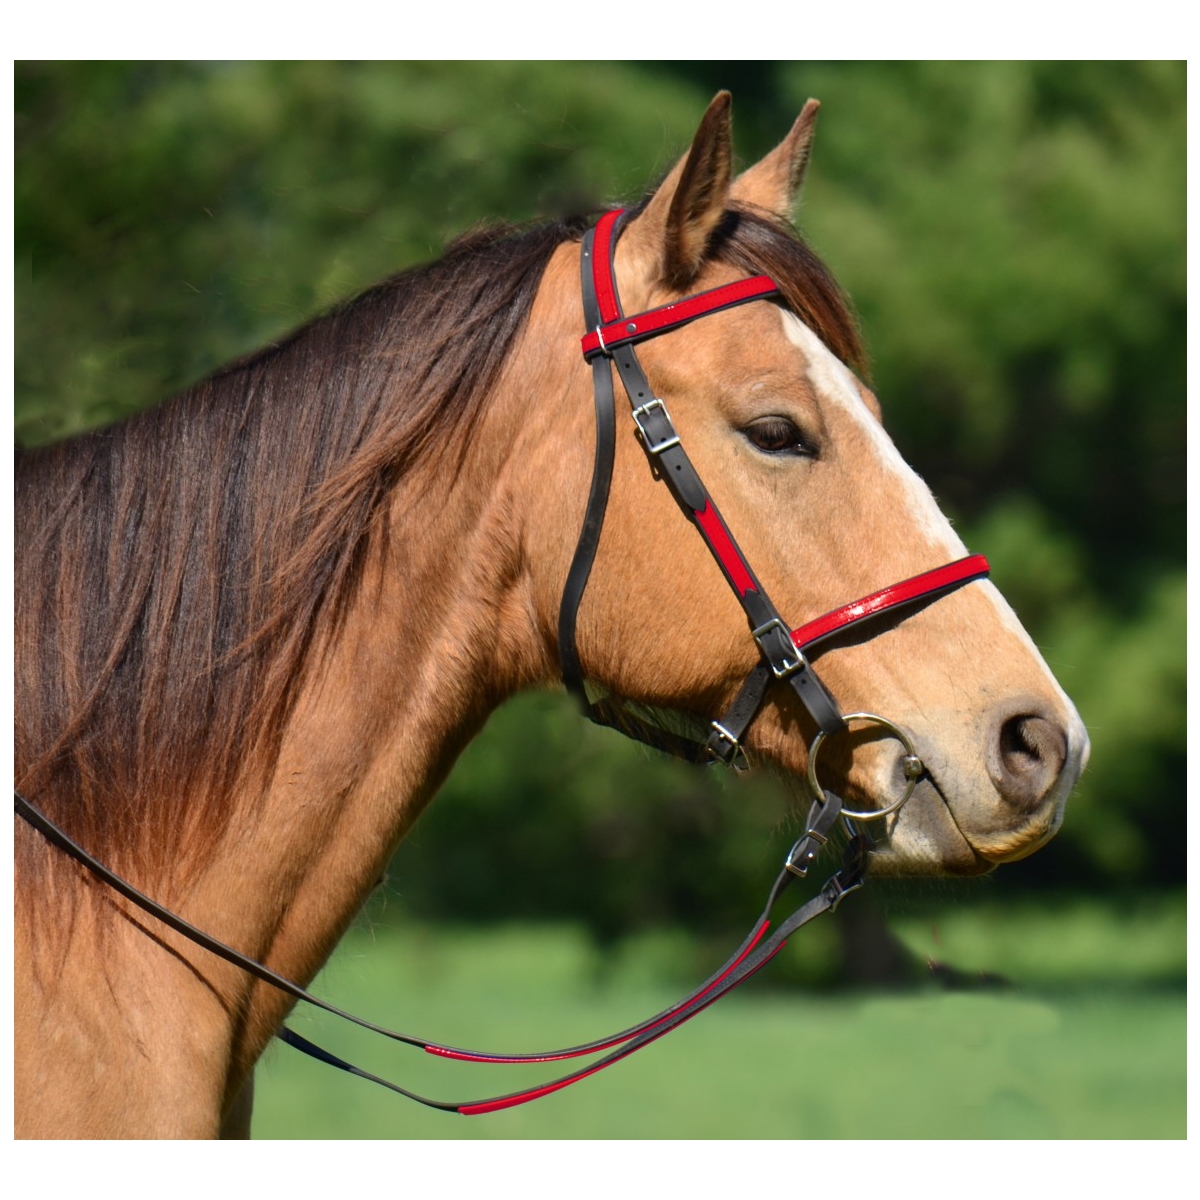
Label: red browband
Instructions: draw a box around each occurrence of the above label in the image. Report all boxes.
[581,208,779,360]
[581,276,779,360]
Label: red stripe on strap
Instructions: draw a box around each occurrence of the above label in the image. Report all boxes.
[694,501,758,597]
[791,555,990,651]
[425,919,772,1065]
[458,936,788,1115]
[581,276,778,358]
[590,210,623,326]
[458,1065,609,1116]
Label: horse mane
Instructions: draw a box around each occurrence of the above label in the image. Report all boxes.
[14,215,589,889]
[14,202,863,896]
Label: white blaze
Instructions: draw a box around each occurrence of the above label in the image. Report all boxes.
[780,310,966,559]
[779,309,1087,737]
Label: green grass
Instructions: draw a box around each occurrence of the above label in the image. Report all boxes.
[252,894,1185,1139]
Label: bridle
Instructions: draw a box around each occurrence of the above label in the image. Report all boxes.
[14,208,991,1117]
[559,210,988,785]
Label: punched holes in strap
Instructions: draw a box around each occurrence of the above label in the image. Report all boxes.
[631,398,681,456]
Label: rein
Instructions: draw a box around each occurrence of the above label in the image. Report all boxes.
[14,208,991,1116]
[15,785,871,1114]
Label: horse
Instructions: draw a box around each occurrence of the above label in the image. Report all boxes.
[14,92,1089,1138]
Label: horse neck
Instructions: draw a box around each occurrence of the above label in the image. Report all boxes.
[15,243,587,1136]
[17,438,544,1135]
[210,411,550,1009]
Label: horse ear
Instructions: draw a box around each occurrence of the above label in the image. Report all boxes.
[730,98,820,217]
[620,91,734,291]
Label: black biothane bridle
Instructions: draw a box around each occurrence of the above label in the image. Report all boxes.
[15,209,991,1117]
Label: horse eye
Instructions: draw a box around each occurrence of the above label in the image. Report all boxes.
[742,417,815,458]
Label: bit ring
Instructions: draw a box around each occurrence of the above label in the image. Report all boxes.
[807,712,924,822]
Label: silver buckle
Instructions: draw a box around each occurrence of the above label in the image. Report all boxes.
[631,398,681,455]
[784,826,828,878]
[709,722,749,772]
[751,617,803,678]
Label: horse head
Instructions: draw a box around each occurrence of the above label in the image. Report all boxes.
[526,92,1089,875]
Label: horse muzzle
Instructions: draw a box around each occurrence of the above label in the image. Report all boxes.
[863,702,1090,875]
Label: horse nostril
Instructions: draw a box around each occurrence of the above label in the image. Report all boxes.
[993,712,1069,813]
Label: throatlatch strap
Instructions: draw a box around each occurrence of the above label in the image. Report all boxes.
[558,223,619,709]
[558,219,721,760]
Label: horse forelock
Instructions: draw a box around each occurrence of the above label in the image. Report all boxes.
[15,216,587,901]
[714,206,867,382]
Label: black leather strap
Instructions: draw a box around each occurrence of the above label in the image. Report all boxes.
[14,790,428,1048]
[558,223,619,710]
[605,322,844,738]
[560,209,845,756]
[706,664,773,765]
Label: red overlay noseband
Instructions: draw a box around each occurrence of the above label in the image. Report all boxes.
[791,554,991,653]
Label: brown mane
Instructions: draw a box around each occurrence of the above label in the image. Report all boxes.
[14,207,861,890]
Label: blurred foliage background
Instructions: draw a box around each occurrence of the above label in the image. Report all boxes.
[15,63,1185,971]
